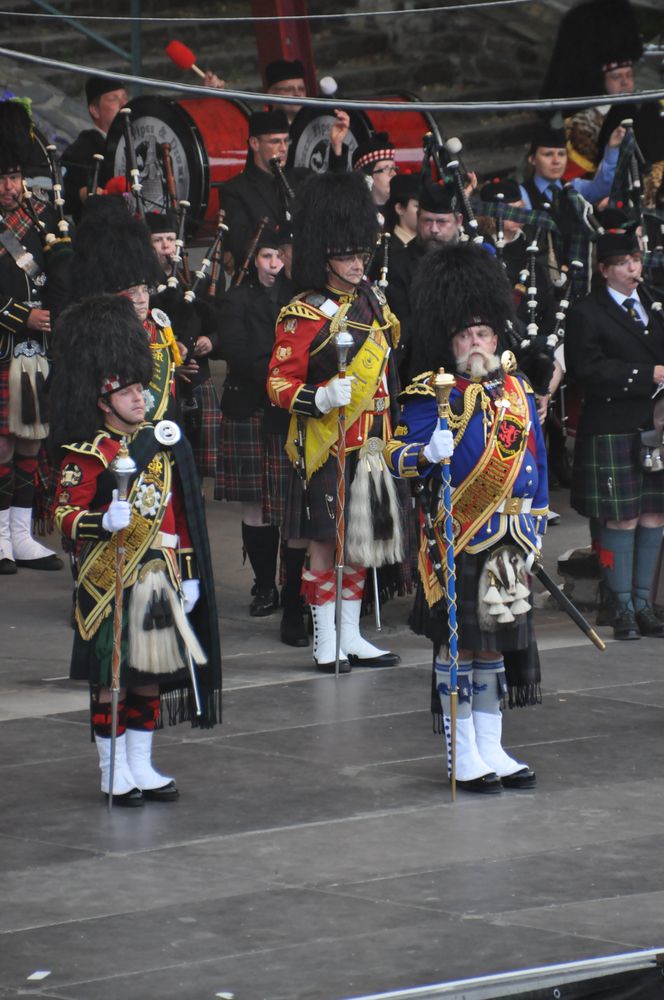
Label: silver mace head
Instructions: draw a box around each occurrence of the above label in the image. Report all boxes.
[334,325,354,374]
[110,438,137,501]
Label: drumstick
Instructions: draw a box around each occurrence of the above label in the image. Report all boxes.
[166,40,206,79]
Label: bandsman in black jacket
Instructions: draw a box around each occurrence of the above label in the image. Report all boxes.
[219,110,349,269]
[60,76,127,224]
[566,230,664,640]
[215,227,306,642]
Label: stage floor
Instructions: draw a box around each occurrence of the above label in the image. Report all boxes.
[2,489,663,999]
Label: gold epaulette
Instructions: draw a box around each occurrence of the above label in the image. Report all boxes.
[62,431,113,467]
[277,297,327,325]
[399,371,435,399]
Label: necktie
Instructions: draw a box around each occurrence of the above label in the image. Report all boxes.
[623,297,644,326]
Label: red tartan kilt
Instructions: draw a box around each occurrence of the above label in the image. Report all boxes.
[0,365,11,436]
[215,411,263,503]
[263,431,291,528]
[190,377,220,479]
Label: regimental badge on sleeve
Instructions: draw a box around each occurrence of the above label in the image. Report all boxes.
[275,344,293,362]
[60,463,83,488]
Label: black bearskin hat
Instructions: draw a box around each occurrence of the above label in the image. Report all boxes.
[291,171,379,292]
[0,99,38,175]
[72,197,162,298]
[50,295,153,448]
[540,0,642,101]
[410,243,517,374]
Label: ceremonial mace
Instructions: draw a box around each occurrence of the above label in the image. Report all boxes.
[334,323,354,678]
[433,369,460,801]
[107,439,137,812]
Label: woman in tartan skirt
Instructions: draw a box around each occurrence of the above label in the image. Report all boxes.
[215,228,307,641]
[566,230,664,640]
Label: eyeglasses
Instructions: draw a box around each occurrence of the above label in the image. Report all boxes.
[372,164,399,176]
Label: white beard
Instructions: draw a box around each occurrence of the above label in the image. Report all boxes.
[456,348,501,378]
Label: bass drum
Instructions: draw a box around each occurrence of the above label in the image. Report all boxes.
[365,93,442,174]
[288,105,371,172]
[104,94,251,239]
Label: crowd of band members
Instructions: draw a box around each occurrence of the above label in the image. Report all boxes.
[3,21,664,643]
[2,0,664,805]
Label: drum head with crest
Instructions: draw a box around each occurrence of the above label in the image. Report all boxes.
[104,94,251,239]
[287,105,371,172]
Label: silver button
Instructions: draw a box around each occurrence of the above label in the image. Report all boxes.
[628,378,633,384]
[526,465,533,473]
[633,369,638,374]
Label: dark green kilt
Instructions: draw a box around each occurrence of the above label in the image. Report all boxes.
[571,432,664,520]
[410,542,541,711]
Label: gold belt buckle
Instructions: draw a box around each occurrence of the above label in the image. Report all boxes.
[502,497,522,515]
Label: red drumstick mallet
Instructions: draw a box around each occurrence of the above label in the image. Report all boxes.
[166,40,206,79]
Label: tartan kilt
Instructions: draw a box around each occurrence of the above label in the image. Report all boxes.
[190,377,220,479]
[410,543,533,653]
[263,431,291,528]
[214,411,264,503]
[0,364,10,436]
[571,432,664,520]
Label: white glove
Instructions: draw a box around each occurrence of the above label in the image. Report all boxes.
[314,376,353,414]
[101,489,131,532]
[182,578,200,614]
[422,428,454,464]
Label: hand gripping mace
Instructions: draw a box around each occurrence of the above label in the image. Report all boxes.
[334,323,354,678]
[433,369,460,801]
[107,439,137,811]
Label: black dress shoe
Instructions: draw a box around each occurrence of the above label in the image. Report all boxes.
[613,610,641,640]
[250,586,279,617]
[104,787,144,807]
[455,772,502,794]
[316,658,352,674]
[0,557,17,575]
[635,607,664,637]
[143,781,179,802]
[501,767,537,789]
[347,652,401,667]
[15,553,64,570]
[280,614,309,647]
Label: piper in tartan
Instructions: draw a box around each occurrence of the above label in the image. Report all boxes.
[267,172,403,672]
[50,296,221,806]
[386,244,549,793]
[0,100,69,574]
[566,229,664,641]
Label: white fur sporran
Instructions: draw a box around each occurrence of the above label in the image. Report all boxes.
[8,347,49,438]
[128,561,207,674]
[478,545,531,631]
[346,437,403,567]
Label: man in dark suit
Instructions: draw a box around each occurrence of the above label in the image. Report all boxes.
[566,230,664,640]
[219,110,348,267]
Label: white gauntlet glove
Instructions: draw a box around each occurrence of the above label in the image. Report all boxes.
[182,578,201,613]
[101,489,132,532]
[314,376,353,414]
[422,428,454,464]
